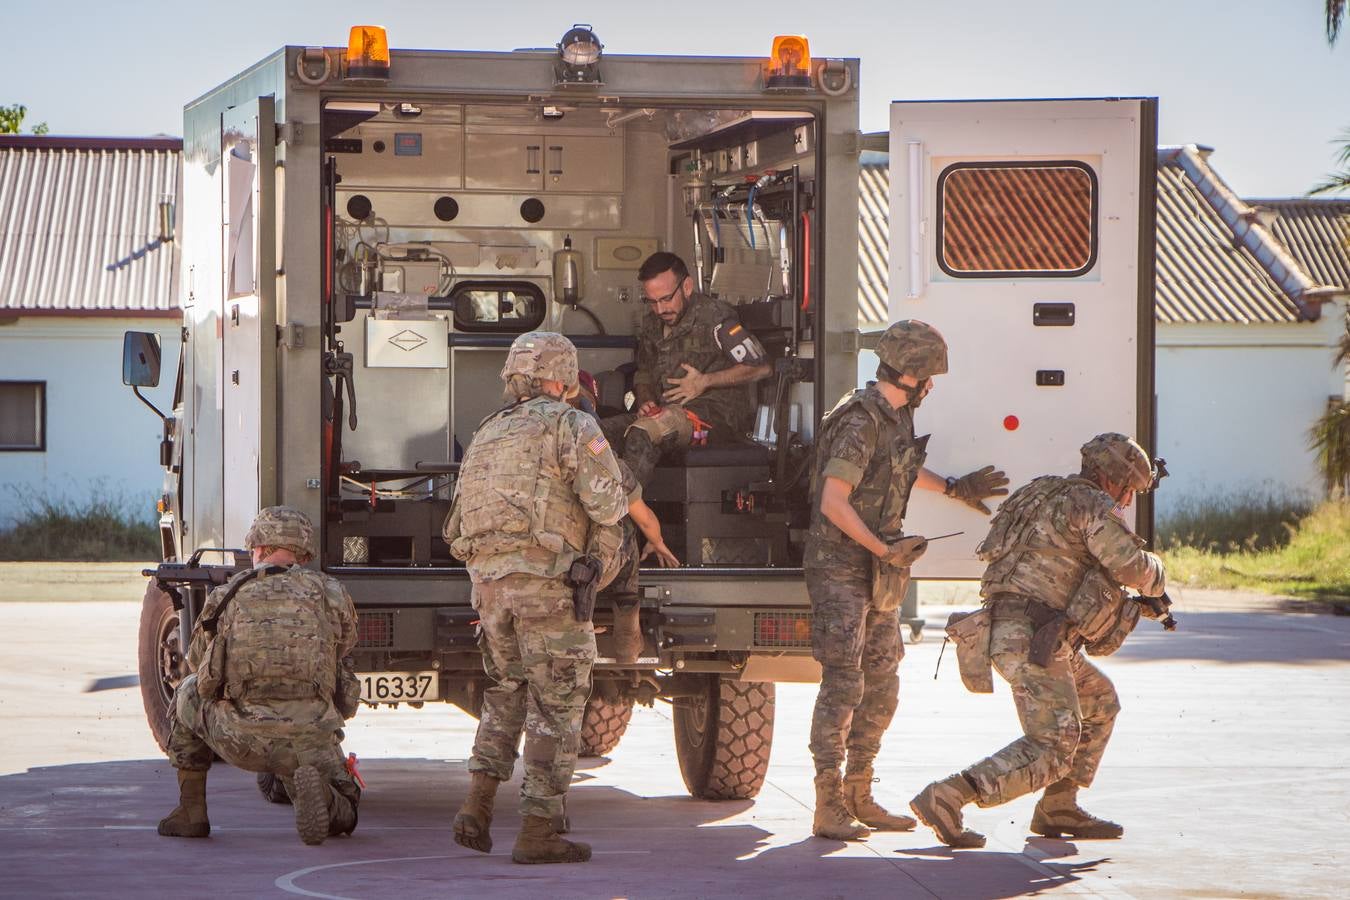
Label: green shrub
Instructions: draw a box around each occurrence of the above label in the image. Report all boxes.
[0,488,159,561]
[1157,489,1313,553]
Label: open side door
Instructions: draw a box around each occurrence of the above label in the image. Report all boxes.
[220,97,277,545]
[888,99,1157,579]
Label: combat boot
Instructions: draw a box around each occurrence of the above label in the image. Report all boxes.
[511,813,592,864]
[453,772,500,853]
[611,596,643,665]
[291,765,334,846]
[157,768,210,838]
[909,773,986,849]
[328,787,359,837]
[1031,778,1123,839]
[843,767,916,831]
[812,771,870,841]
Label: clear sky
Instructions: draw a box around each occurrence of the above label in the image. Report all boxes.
[8,0,1348,197]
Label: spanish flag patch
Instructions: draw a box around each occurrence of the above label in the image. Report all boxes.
[587,434,610,456]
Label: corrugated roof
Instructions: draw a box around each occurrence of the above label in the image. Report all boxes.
[858,162,889,324]
[0,136,181,315]
[1247,197,1350,291]
[857,147,1347,327]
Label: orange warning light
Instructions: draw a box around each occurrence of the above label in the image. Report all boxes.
[766,35,812,89]
[346,25,390,81]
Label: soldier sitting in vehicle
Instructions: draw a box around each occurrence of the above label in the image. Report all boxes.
[157,506,361,846]
[600,251,772,486]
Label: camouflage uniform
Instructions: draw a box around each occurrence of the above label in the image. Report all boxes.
[444,389,628,821]
[601,292,766,484]
[961,474,1166,805]
[168,564,359,804]
[804,384,927,776]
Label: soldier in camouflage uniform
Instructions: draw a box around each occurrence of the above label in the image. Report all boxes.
[443,332,630,865]
[600,252,771,485]
[806,320,1010,841]
[910,433,1169,848]
[157,506,361,846]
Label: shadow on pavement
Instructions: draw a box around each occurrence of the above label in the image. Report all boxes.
[1110,610,1350,665]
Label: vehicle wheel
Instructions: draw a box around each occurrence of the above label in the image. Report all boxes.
[907,622,925,644]
[137,580,186,753]
[257,772,292,805]
[672,676,774,800]
[578,694,634,758]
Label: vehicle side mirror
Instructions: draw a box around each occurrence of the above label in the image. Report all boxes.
[123,331,162,387]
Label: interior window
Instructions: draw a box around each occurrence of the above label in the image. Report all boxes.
[450,281,547,332]
[936,162,1097,277]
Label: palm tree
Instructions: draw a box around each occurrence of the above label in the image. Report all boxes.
[1330,1,1347,44]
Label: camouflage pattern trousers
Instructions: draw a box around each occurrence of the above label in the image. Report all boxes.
[167,673,360,804]
[963,612,1121,807]
[469,574,596,819]
[600,409,740,486]
[807,566,904,775]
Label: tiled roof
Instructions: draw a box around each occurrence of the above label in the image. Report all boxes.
[0,136,181,315]
[1247,197,1350,291]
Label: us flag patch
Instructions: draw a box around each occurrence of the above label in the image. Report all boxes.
[587,434,610,456]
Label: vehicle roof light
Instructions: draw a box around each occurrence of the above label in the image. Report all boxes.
[766,34,812,90]
[346,25,390,82]
[556,24,603,87]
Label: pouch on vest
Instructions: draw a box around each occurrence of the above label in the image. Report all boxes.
[871,557,910,613]
[1065,566,1123,645]
[334,656,362,719]
[196,637,226,700]
[944,608,994,693]
[1085,596,1142,657]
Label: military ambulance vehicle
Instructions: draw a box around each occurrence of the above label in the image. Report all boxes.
[123,24,1157,801]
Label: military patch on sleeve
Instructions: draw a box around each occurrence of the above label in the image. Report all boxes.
[587,434,610,456]
[714,319,767,364]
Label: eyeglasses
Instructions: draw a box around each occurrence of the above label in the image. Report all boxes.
[642,285,683,307]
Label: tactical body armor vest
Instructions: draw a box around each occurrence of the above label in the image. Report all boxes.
[450,396,592,563]
[215,567,337,704]
[637,292,755,434]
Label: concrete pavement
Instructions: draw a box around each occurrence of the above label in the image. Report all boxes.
[0,598,1346,898]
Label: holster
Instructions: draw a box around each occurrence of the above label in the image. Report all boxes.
[994,594,1067,668]
[566,555,603,623]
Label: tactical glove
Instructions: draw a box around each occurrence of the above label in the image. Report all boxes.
[946,465,1010,514]
[879,535,928,568]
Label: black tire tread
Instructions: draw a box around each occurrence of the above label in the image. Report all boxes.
[578,694,634,757]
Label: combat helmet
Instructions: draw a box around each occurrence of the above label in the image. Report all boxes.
[500,331,579,387]
[875,320,949,379]
[244,506,318,559]
[1080,433,1154,492]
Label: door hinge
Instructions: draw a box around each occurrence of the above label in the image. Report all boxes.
[277,120,304,146]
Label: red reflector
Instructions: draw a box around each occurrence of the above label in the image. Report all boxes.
[1003,415,1020,431]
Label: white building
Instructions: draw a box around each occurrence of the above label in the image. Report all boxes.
[0,136,182,528]
[858,146,1350,520]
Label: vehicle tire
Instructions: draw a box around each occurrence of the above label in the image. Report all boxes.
[578,694,634,758]
[257,772,292,805]
[137,580,186,754]
[672,676,775,800]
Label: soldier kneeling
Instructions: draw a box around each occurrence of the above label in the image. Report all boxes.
[157,506,362,845]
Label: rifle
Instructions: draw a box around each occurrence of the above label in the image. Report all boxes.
[1135,592,1178,631]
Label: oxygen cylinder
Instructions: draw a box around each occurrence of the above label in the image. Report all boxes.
[552,235,583,306]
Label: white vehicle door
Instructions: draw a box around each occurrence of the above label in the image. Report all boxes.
[888,99,1156,579]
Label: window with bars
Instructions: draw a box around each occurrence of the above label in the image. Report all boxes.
[0,381,45,451]
[936,161,1097,278]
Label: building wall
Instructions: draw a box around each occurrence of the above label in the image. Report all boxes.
[1154,312,1346,520]
[0,316,181,527]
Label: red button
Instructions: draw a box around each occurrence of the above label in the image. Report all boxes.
[1003,415,1020,431]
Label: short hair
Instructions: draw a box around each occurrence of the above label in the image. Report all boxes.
[638,251,689,284]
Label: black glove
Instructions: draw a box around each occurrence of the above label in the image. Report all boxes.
[946,465,1010,514]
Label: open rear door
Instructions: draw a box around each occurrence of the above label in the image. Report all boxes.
[888,99,1157,579]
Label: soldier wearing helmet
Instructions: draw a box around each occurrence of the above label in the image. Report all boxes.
[600,252,772,486]
[910,433,1168,849]
[158,506,361,846]
[804,319,1009,841]
[443,331,629,865]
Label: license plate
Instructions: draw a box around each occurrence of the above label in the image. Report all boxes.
[357,671,440,703]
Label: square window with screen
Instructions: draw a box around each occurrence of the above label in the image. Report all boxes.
[936,161,1097,278]
[0,381,45,451]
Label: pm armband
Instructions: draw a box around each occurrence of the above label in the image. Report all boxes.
[714,321,766,365]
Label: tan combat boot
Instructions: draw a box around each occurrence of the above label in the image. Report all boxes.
[511,813,592,864]
[611,601,643,665]
[909,773,986,849]
[291,765,334,846]
[1031,778,1123,839]
[157,768,210,838]
[843,767,916,831]
[328,788,359,837]
[453,772,501,853]
[812,771,870,840]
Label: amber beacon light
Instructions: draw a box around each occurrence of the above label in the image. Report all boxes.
[346,25,390,81]
[766,35,812,89]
